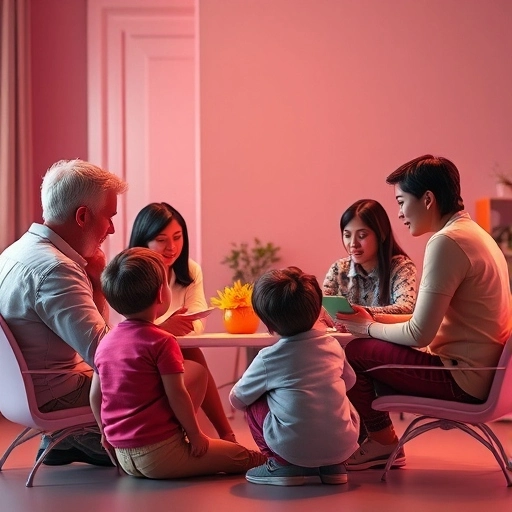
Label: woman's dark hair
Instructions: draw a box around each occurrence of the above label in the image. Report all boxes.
[386,154,464,216]
[252,266,322,337]
[128,202,192,287]
[341,199,408,305]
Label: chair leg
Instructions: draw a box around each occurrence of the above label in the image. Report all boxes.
[0,427,37,470]
[381,416,512,487]
[452,422,512,487]
[381,416,445,482]
[26,424,100,487]
[26,450,46,487]
[475,423,512,471]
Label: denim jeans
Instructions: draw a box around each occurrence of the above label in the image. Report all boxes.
[39,374,104,458]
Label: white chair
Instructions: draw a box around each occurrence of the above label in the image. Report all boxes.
[371,333,512,486]
[0,315,102,487]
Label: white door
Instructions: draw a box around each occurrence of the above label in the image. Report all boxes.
[87,0,200,261]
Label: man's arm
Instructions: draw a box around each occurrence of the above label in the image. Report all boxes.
[35,260,109,367]
[84,248,109,323]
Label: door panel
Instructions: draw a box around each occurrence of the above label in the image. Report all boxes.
[87,0,199,260]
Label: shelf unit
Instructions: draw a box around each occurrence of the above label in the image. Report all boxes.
[475,197,512,291]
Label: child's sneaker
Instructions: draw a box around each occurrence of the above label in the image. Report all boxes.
[245,457,317,486]
[319,463,348,484]
[345,438,406,471]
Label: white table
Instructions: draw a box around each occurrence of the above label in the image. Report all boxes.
[177,331,354,348]
[177,331,355,420]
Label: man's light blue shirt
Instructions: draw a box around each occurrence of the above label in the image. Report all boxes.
[0,223,109,407]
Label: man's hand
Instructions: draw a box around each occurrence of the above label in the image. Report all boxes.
[85,248,109,321]
[85,248,107,287]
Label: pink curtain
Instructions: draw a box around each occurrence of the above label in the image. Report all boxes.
[0,0,33,252]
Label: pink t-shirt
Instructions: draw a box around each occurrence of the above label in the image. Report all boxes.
[94,319,184,448]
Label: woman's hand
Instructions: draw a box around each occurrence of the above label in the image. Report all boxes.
[316,307,351,332]
[336,305,375,337]
[159,307,195,336]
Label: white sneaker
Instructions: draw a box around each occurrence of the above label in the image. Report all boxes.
[346,438,406,471]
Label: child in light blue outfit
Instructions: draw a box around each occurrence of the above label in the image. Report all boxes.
[229,266,360,486]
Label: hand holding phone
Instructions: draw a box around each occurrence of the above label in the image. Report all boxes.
[322,296,355,319]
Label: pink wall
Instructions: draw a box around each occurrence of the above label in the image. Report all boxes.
[199,0,512,331]
[29,0,512,330]
[30,0,88,221]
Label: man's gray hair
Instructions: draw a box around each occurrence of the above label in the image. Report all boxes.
[41,159,128,224]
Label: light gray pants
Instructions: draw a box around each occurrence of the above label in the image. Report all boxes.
[115,431,266,479]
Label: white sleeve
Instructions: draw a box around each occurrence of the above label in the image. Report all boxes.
[181,261,209,334]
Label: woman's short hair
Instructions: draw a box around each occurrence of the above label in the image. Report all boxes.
[41,159,127,224]
[101,247,167,316]
[128,202,192,287]
[386,154,464,216]
[252,266,322,337]
[340,199,408,305]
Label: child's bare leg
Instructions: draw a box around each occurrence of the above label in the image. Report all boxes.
[181,347,236,441]
[183,360,208,411]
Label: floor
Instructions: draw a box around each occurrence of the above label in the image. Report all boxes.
[1,412,511,512]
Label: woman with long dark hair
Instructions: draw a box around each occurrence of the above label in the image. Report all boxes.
[323,199,417,319]
[129,202,236,442]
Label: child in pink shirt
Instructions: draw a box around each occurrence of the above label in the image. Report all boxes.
[90,247,265,479]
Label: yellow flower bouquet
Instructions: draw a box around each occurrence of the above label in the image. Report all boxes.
[210,280,259,334]
[210,280,254,309]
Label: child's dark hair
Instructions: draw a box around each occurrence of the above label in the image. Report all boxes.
[251,266,322,337]
[101,247,167,316]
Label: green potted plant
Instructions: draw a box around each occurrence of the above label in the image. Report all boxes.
[492,163,512,197]
[214,238,281,363]
[221,238,281,284]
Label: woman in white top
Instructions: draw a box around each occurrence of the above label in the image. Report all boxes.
[337,155,511,471]
[129,202,236,442]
